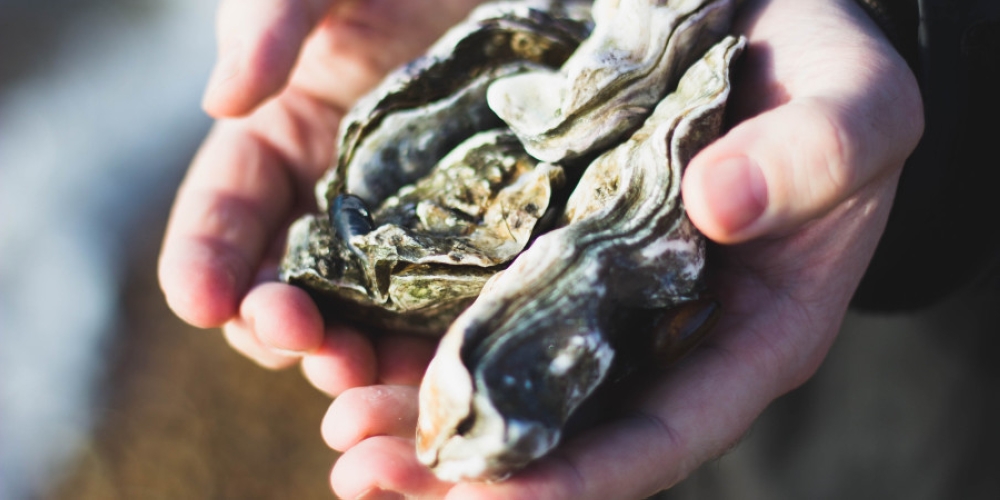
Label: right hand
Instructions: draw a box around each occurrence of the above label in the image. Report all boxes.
[319,0,926,498]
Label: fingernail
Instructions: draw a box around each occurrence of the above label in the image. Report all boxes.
[203,43,242,105]
[704,157,768,234]
[270,346,308,357]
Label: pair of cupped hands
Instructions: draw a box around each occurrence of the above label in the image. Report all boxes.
[159,0,923,498]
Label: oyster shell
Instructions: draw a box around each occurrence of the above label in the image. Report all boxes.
[280,2,591,335]
[487,0,738,162]
[414,13,744,483]
[325,1,592,207]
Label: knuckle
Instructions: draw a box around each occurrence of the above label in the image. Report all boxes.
[184,191,268,250]
[223,321,294,369]
[811,103,858,197]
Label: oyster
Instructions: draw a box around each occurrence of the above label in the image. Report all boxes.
[416,31,744,481]
[280,2,591,335]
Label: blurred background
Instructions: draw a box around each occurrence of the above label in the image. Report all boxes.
[0,1,334,498]
[0,1,997,500]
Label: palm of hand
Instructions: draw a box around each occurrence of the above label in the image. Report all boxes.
[159,0,923,498]
[160,0,483,380]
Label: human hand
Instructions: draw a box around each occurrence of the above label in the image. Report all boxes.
[319,0,924,498]
[158,0,485,389]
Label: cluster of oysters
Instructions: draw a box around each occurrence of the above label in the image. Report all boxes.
[280,0,745,482]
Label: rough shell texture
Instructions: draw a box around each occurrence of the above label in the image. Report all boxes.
[415,5,744,482]
[325,1,592,207]
[487,0,737,162]
[280,2,591,335]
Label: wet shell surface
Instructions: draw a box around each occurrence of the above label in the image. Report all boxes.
[279,0,744,482]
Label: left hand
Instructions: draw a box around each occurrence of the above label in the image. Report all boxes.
[319,0,925,498]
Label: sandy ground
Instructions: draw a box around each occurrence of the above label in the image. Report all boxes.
[42,215,336,500]
[5,167,340,496]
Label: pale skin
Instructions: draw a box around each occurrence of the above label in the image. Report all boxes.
[158,0,924,498]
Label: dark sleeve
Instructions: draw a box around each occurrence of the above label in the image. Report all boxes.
[851,0,1000,311]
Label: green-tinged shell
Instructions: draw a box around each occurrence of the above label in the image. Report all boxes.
[280,2,589,335]
[282,129,565,335]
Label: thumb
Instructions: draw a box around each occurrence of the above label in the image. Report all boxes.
[682,94,922,244]
[202,0,333,117]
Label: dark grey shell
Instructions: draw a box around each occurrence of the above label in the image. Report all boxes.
[415,24,745,485]
[323,1,592,207]
[280,2,591,335]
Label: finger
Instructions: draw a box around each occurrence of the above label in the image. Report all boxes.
[300,325,378,396]
[375,334,437,386]
[683,92,921,244]
[331,436,453,500]
[204,0,335,117]
[159,123,294,327]
[681,4,923,244]
[222,318,299,369]
[289,0,488,107]
[240,282,324,354]
[159,92,340,329]
[322,385,419,451]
